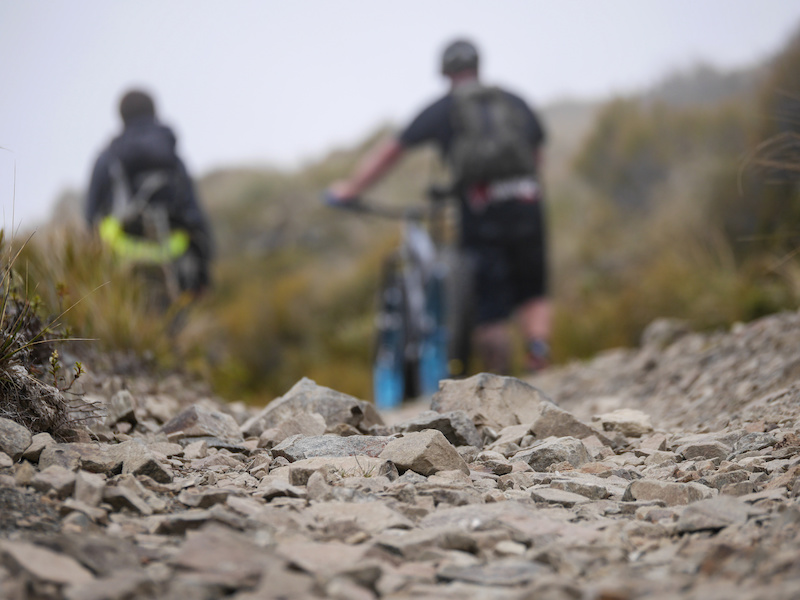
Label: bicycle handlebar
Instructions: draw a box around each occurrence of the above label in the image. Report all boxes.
[324,193,425,221]
[322,185,455,221]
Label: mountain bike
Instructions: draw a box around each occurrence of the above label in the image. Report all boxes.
[326,189,469,410]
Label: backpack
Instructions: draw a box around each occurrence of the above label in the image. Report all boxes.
[108,159,177,238]
[448,84,536,186]
[105,121,187,235]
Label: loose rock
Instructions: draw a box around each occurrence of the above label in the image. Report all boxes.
[380,430,470,476]
[0,417,32,460]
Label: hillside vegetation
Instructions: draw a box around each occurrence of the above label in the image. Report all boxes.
[12,27,800,405]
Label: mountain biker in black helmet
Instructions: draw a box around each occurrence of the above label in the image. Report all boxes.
[86,89,214,297]
[329,38,551,375]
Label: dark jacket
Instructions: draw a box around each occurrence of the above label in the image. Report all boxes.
[86,116,213,263]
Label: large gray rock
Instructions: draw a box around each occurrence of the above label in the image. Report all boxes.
[676,496,749,532]
[437,558,549,587]
[178,488,241,508]
[104,483,153,515]
[160,404,244,445]
[115,440,173,483]
[394,410,483,448]
[431,374,550,432]
[142,394,180,425]
[593,408,654,438]
[510,437,592,471]
[271,455,396,481]
[549,474,615,500]
[272,434,392,462]
[171,524,271,590]
[486,424,531,454]
[30,465,76,498]
[258,412,327,448]
[0,540,94,586]
[530,487,591,507]
[255,477,307,501]
[22,432,55,462]
[623,479,716,506]
[104,389,137,427]
[74,470,106,507]
[275,540,372,581]
[39,441,171,482]
[306,501,413,534]
[63,571,154,600]
[675,440,732,461]
[472,450,514,475]
[52,533,141,577]
[40,444,113,473]
[732,432,779,455]
[379,430,470,476]
[529,402,612,446]
[373,526,478,560]
[150,508,248,535]
[418,502,602,547]
[241,378,383,438]
[0,417,32,460]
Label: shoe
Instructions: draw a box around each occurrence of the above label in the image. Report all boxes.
[525,339,550,374]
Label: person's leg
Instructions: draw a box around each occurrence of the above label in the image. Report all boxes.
[517,296,550,341]
[473,320,513,375]
[469,243,514,375]
[510,200,550,372]
[517,296,551,372]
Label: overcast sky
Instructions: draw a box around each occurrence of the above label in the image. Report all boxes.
[3,1,800,230]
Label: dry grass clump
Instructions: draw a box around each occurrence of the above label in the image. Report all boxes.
[0,232,82,440]
[0,366,74,440]
[16,226,183,370]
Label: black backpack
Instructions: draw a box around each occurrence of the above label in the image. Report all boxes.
[108,159,178,239]
[106,121,186,236]
[449,84,536,186]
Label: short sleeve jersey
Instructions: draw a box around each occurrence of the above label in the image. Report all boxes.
[397,86,547,247]
[397,87,546,162]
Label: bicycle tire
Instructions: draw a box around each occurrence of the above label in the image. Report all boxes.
[372,256,407,410]
[418,265,450,395]
[441,247,475,376]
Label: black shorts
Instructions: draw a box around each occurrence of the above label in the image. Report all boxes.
[463,201,547,325]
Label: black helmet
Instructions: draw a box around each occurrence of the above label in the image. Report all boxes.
[441,39,479,75]
[119,89,156,126]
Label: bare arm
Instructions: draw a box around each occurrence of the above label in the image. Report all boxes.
[331,138,405,200]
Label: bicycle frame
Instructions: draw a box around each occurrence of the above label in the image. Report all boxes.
[328,198,451,409]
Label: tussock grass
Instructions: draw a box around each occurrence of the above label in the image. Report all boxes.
[0,230,92,439]
[14,226,183,370]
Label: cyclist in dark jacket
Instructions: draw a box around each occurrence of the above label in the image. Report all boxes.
[329,39,550,375]
[87,89,213,294]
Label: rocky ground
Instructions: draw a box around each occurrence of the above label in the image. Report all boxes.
[1,312,799,599]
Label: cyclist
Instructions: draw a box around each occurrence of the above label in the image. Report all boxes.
[328,39,551,374]
[86,89,213,298]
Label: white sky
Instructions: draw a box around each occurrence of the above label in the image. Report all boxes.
[2,1,800,230]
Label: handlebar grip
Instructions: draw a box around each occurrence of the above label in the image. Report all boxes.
[322,190,365,211]
[322,190,343,206]
[426,184,454,202]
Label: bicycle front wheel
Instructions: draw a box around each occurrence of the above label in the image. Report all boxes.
[418,265,449,395]
[373,258,407,410]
